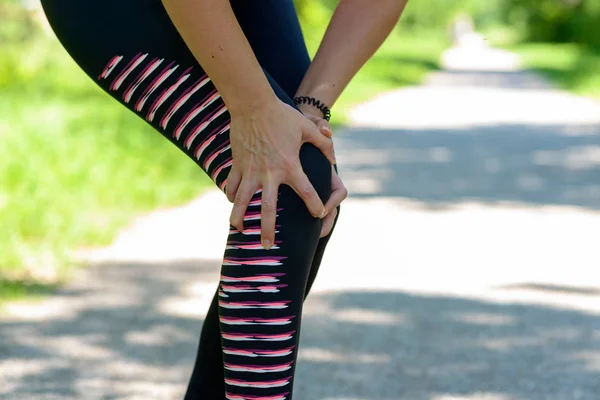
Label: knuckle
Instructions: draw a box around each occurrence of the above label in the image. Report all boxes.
[263,231,274,241]
[283,157,297,171]
[302,185,315,196]
[262,197,275,211]
[233,197,246,207]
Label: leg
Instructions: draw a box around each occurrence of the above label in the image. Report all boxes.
[230,0,342,299]
[184,3,341,397]
[230,0,312,99]
[41,0,338,398]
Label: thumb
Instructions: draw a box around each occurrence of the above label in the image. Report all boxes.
[316,119,332,138]
[304,114,332,138]
[303,123,336,165]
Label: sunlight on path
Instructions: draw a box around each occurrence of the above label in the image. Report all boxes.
[349,39,600,129]
[2,39,600,400]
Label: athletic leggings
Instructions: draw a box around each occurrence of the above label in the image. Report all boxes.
[40,0,340,399]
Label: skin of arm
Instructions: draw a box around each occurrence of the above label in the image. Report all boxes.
[295,0,410,112]
[161,0,338,250]
[160,0,277,113]
[295,0,409,236]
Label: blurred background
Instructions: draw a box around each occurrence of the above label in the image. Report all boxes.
[1,0,599,399]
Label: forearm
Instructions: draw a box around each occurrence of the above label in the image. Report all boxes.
[295,0,409,107]
[161,0,277,114]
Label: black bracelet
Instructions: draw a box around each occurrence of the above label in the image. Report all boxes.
[293,96,331,121]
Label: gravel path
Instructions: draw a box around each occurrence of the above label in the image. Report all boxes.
[2,43,600,400]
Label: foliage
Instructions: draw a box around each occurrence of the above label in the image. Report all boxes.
[0,0,446,304]
[0,7,211,292]
[500,0,600,48]
[294,0,600,49]
[513,42,600,99]
[294,0,502,33]
[0,0,38,43]
[293,0,447,125]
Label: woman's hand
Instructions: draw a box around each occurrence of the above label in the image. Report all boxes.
[297,103,348,238]
[226,98,336,250]
[320,165,347,238]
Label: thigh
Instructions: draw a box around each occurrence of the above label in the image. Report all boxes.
[42,0,310,101]
[230,0,312,98]
[40,0,321,194]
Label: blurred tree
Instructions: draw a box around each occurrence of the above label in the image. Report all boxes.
[294,0,503,34]
[0,0,41,43]
[293,0,600,49]
[501,0,600,47]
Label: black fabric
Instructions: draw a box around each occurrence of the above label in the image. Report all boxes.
[40,1,341,399]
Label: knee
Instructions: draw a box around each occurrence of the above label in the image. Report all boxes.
[298,142,332,205]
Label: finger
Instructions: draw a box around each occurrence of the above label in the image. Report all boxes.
[306,115,332,139]
[323,171,348,215]
[317,119,332,138]
[302,124,336,165]
[289,166,326,218]
[323,185,348,217]
[320,208,337,238]
[230,180,258,232]
[260,182,279,250]
[226,164,242,203]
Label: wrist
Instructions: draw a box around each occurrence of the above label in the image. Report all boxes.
[225,89,279,117]
[293,95,331,121]
[294,80,337,108]
[297,103,323,119]
[217,70,279,116]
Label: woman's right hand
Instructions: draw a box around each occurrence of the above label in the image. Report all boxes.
[225,98,336,250]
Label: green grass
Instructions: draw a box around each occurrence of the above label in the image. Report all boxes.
[1,18,446,305]
[510,43,600,100]
[0,279,60,304]
[330,32,447,126]
[299,2,447,125]
[0,37,212,303]
[302,13,446,126]
[483,23,600,100]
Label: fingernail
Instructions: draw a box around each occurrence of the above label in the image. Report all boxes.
[320,209,328,219]
[263,240,272,250]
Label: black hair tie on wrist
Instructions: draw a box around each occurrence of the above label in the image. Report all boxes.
[293,96,331,121]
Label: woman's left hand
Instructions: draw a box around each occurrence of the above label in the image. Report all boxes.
[299,108,348,238]
[320,165,346,237]
[225,103,347,238]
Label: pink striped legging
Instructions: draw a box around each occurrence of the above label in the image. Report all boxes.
[40,0,341,398]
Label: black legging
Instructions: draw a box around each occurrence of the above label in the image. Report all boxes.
[40,0,341,399]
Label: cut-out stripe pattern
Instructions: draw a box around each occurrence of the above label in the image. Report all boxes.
[97,53,303,400]
[226,392,289,400]
[135,61,178,112]
[111,52,148,91]
[98,55,123,80]
[123,57,163,103]
[146,68,192,122]
[160,75,211,130]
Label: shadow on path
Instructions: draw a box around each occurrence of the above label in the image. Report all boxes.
[2,260,600,399]
[296,289,600,400]
[4,56,600,399]
[1,260,219,399]
[336,123,600,210]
